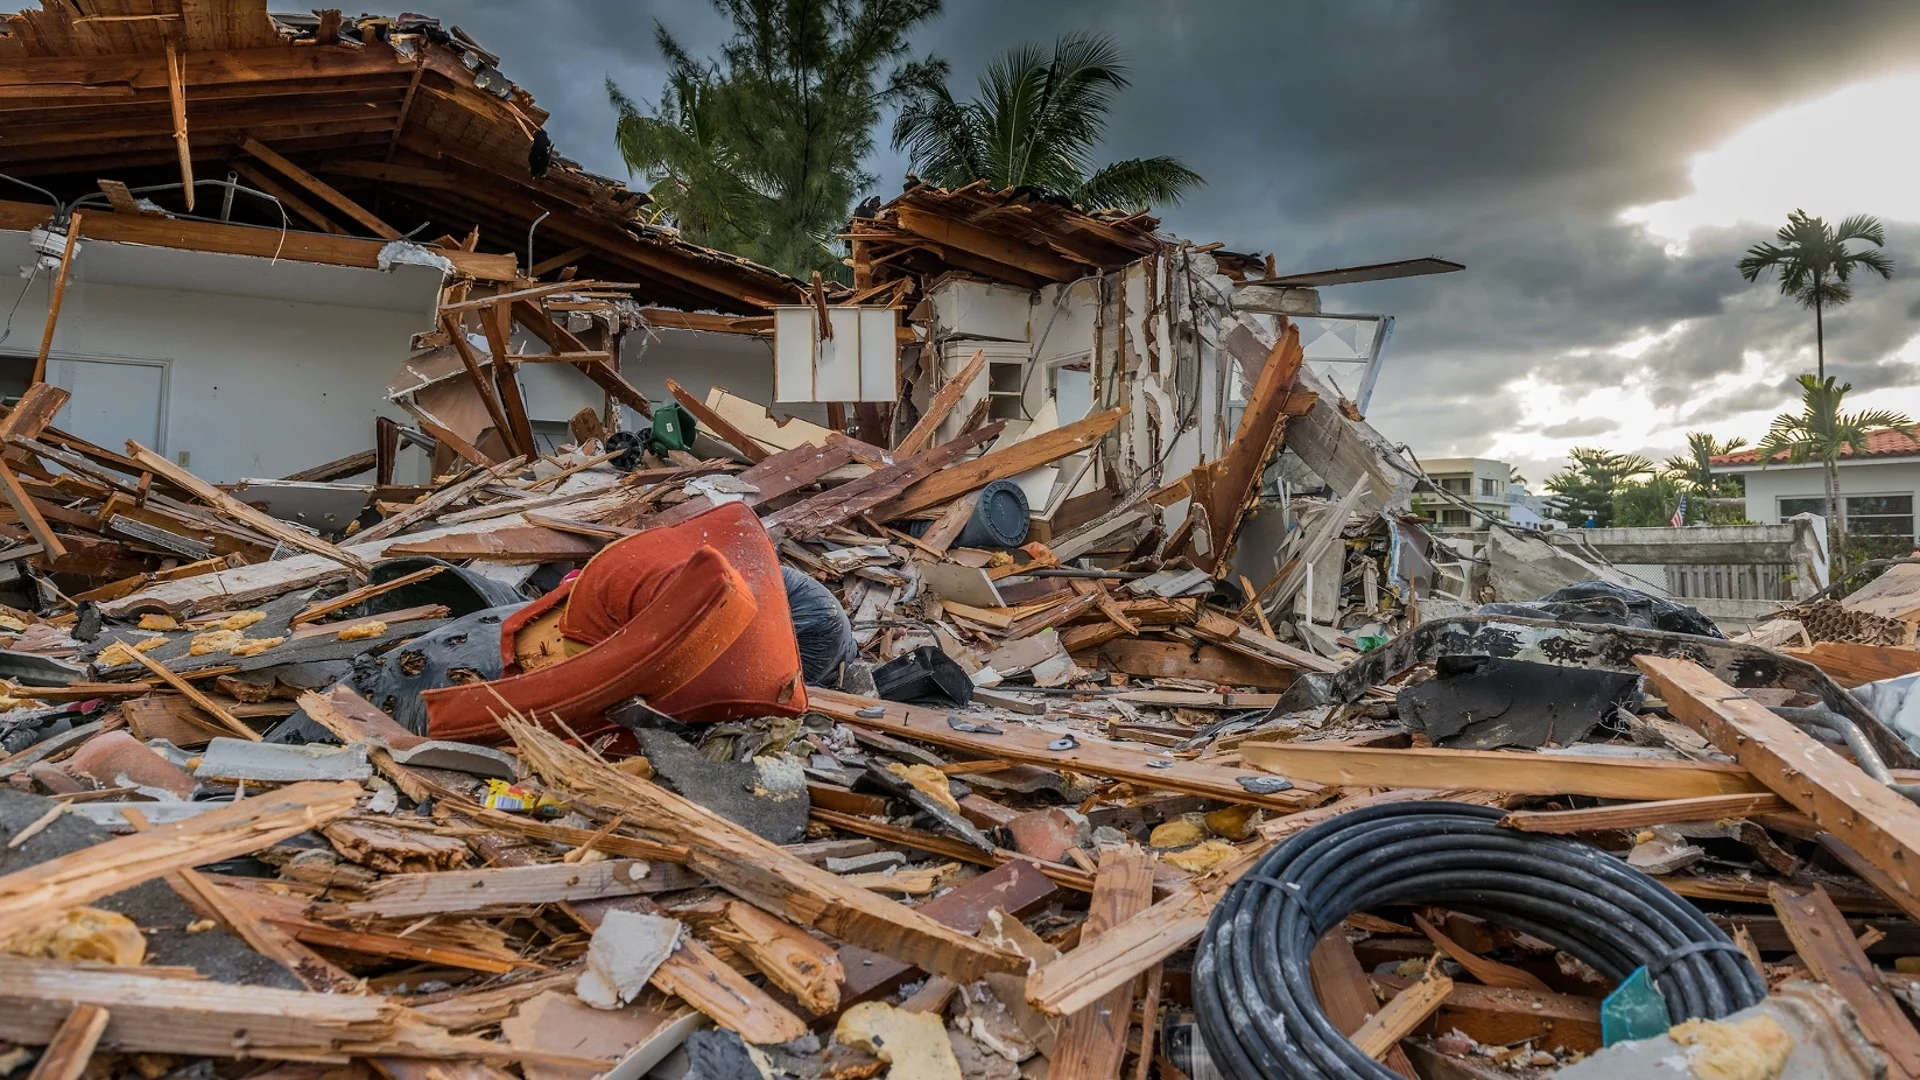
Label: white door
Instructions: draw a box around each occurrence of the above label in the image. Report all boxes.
[46,356,166,454]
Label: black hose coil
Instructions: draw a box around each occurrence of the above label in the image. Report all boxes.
[1192,801,1766,1079]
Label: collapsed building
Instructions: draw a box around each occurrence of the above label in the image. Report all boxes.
[1,4,1920,1080]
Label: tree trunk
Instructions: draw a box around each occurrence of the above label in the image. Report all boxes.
[1814,274,1826,380]
[1826,454,1846,576]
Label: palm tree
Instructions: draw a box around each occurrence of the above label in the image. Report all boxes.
[1664,432,1747,491]
[1737,210,1894,379]
[891,32,1202,211]
[1758,375,1912,570]
[1543,448,1654,528]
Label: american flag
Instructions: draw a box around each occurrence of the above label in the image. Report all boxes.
[1669,493,1688,528]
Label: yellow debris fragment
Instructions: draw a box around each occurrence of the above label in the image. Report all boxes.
[1668,1013,1794,1080]
[185,919,216,934]
[835,1001,962,1080]
[0,614,27,633]
[1204,803,1261,840]
[886,762,963,815]
[4,906,147,966]
[189,629,246,656]
[218,611,266,632]
[1149,814,1208,849]
[137,614,181,631]
[337,620,387,641]
[230,636,286,658]
[98,637,169,667]
[1162,839,1237,874]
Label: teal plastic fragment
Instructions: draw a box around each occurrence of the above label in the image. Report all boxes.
[1356,633,1390,652]
[1600,966,1669,1046]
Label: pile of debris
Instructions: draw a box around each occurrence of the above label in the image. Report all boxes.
[0,340,1919,1080]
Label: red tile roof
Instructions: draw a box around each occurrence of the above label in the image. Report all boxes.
[1711,427,1920,466]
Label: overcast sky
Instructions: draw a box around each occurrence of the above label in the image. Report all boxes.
[432,0,1920,484]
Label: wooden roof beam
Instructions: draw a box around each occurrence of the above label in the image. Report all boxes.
[239,134,400,240]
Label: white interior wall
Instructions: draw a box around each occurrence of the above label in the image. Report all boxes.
[0,232,442,483]
[610,326,827,428]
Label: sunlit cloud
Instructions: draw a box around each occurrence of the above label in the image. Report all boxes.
[1622,69,1920,250]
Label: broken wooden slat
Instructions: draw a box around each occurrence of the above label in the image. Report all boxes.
[1238,742,1768,801]
[565,895,809,1045]
[0,459,64,559]
[896,348,985,455]
[811,689,1325,813]
[342,860,684,918]
[709,899,846,1016]
[1498,793,1791,834]
[438,312,517,446]
[1189,608,1340,674]
[648,439,856,528]
[762,423,1006,539]
[1049,847,1157,1080]
[1637,655,1920,911]
[164,41,191,210]
[1787,641,1920,688]
[0,956,598,1067]
[836,858,1061,1007]
[0,781,358,933]
[30,210,81,385]
[121,646,259,742]
[1311,931,1418,1078]
[1370,973,1602,1055]
[125,441,370,574]
[870,406,1127,521]
[354,457,527,545]
[1192,321,1306,572]
[292,565,447,626]
[666,378,771,463]
[504,715,1025,986]
[123,808,356,994]
[1353,972,1453,1062]
[1770,883,1920,1078]
[23,1004,109,1080]
[383,526,601,561]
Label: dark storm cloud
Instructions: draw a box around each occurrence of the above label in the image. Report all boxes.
[428,0,1920,469]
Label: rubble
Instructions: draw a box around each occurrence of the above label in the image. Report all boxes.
[2,5,1920,1079]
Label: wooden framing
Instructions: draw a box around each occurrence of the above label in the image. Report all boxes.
[240,134,399,239]
[125,441,370,574]
[870,406,1127,520]
[30,209,81,386]
[1238,742,1769,800]
[1637,655,1920,911]
[1770,883,1920,1078]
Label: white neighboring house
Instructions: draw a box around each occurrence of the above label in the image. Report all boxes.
[1709,429,1920,554]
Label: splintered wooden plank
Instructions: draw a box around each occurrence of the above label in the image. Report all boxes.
[762,422,1005,539]
[835,858,1060,1006]
[0,781,359,933]
[505,716,1026,987]
[1498,793,1791,834]
[649,439,856,528]
[383,526,602,561]
[0,459,63,558]
[870,406,1126,520]
[23,1004,109,1080]
[1311,932,1418,1078]
[1770,883,1920,1078]
[1049,848,1156,1080]
[124,441,370,574]
[666,379,771,462]
[1637,655,1920,912]
[1193,321,1305,571]
[565,895,808,1045]
[354,457,526,544]
[1238,742,1767,801]
[897,347,984,455]
[809,689,1326,813]
[1787,641,1920,688]
[1353,972,1452,1062]
[343,860,679,917]
[1371,974,1602,1055]
[121,646,259,742]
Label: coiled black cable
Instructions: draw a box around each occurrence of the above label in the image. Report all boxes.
[1193,802,1766,1079]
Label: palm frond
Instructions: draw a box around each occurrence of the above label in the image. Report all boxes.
[1834,214,1887,246]
[1075,156,1204,211]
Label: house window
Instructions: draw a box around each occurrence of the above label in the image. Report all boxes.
[1479,478,1500,496]
[1779,497,1829,520]
[1439,476,1471,495]
[1846,494,1914,540]
[1439,508,1473,527]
